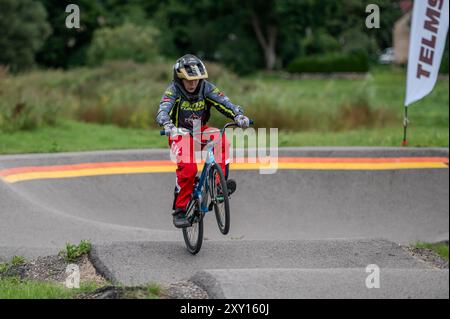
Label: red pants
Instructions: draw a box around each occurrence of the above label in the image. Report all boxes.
[168,125,230,210]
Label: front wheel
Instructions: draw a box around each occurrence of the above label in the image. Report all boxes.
[182,200,204,255]
[209,164,230,235]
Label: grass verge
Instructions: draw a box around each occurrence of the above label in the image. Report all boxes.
[0,120,166,154]
[0,256,26,276]
[0,243,163,299]
[0,119,448,155]
[0,277,100,299]
[117,283,162,299]
[415,242,449,261]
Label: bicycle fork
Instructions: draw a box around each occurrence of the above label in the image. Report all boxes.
[193,147,215,213]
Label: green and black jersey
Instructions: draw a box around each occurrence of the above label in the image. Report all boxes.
[156,80,243,130]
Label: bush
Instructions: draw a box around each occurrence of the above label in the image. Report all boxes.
[332,96,395,131]
[299,29,341,56]
[73,60,239,128]
[87,23,160,66]
[10,256,26,266]
[0,262,10,276]
[287,51,370,74]
[339,29,379,62]
[0,87,62,132]
[216,35,264,75]
[0,0,51,72]
[59,240,92,262]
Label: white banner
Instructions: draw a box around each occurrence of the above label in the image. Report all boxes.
[405,0,449,106]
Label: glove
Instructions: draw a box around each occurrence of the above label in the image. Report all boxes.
[234,114,250,128]
[163,121,176,136]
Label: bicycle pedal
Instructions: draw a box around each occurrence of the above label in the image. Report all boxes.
[208,201,214,211]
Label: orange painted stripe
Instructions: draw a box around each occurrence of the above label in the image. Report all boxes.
[1,159,448,183]
[2,162,448,184]
[0,157,447,177]
[0,160,174,177]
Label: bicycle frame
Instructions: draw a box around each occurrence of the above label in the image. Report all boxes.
[192,142,216,214]
[161,120,253,219]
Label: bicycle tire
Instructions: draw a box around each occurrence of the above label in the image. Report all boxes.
[182,201,204,254]
[209,164,230,235]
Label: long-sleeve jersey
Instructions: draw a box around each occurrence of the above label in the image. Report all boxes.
[156,80,244,130]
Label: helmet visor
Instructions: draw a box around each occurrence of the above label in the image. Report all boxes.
[176,61,208,80]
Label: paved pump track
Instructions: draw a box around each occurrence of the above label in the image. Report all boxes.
[0,147,448,298]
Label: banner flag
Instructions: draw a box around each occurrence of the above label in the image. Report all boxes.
[405,0,449,106]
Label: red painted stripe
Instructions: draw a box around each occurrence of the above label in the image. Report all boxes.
[0,157,447,177]
[0,161,175,177]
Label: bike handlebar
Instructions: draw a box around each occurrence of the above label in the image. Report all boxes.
[159,120,254,136]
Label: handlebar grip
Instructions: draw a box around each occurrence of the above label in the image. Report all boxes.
[160,130,166,136]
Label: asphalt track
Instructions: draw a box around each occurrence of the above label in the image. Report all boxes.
[0,147,448,298]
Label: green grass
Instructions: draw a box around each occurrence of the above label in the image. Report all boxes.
[278,126,449,147]
[115,283,162,299]
[0,119,447,155]
[110,282,163,299]
[0,256,27,276]
[10,256,26,266]
[0,245,162,299]
[0,120,166,154]
[59,240,92,262]
[146,283,162,299]
[0,262,9,275]
[0,277,100,299]
[0,274,161,299]
[244,66,449,131]
[415,242,449,261]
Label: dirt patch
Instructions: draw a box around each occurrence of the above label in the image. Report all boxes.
[76,286,151,299]
[77,280,209,299]
[1,254,208,299]
[402,245,449,269]
[1,254,108,286]
[160,280,209,299]
[78,254,109,286]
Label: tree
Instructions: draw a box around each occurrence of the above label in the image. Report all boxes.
[35,0,106,68]
[154,0,308,71]
[246,0,278,70]
[29,0,402,71]
[0,0,51,72]
[224,0,310,71]
[35,0,168,68]
[87,23,160,65]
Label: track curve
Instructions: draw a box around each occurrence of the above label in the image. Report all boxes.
[0,147,448,298]
[1,147,447,250]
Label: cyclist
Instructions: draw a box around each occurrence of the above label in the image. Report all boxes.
[156,54,250,228]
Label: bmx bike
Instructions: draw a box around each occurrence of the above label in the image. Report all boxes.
[160,120,253,254]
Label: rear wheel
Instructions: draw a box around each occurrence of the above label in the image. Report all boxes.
[182,200,203,255]
[209,164,230,235]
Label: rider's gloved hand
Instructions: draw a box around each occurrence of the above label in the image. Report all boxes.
[234,114,250,128]
[163,121,176,137]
